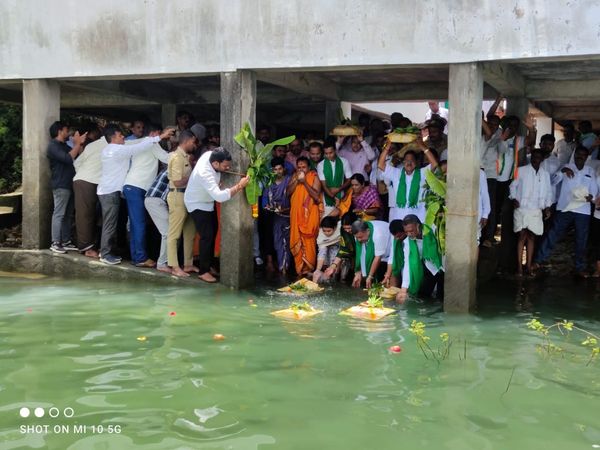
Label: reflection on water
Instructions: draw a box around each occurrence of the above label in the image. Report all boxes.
[0,277,599,449]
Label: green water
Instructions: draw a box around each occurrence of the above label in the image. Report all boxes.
[1,276,600,450]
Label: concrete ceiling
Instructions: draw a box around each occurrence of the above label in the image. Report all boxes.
[2,59,600,129]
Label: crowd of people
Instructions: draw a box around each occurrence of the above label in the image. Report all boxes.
[45,101,600,301]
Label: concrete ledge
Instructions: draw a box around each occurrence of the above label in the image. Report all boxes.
[0,248,210,287]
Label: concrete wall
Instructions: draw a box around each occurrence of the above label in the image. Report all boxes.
[0,0,595,80]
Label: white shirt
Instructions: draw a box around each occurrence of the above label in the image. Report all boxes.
[425,106,449,133]
[357,220,390,276]
[552,163,598,215]
[553,139,577,167]
[317,156,352,181]
[480,129,502,179]
[184,151,232,212]
[509,164,553,211]
[97,136,160,195]
[382,163,431,222]
[479,169,491,221]
[123,138,169,191]
[497,136,524,182]
[337,141,376,179]
[74,137,107,184]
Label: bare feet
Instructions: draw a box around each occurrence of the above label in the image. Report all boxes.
[184,265,200,273]
[157,266,172,274]
[198,272,217,283]
[84,249,99,258]
[172,267,190,277]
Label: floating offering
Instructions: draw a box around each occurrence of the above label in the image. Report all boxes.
[169,311,176,316]
[137,336,147,342]
[277,278,324,295]
[213,334,225,341]
[271,302,323,320]
[364,286,402,299]
[342,285,395,320]
[389,345,402,353]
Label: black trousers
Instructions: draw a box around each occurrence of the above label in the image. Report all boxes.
[190,209,218,275]
[481,178,497,242]
[419,267,444,300]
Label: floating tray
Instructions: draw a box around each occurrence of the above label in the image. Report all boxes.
[340,305,396,321]
[271,308,324,320]
[277,278,325,295]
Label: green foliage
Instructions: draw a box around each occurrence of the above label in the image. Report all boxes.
[290,302,315,312]
[392,126,421,134]
[526,318,600,365]
[409,320,458,364]
[0,104,22,194]
[234,123,295,205]
[423,169,447,254]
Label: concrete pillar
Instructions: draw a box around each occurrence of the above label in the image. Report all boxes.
[506,97,529,136]
[445,63,483,313]
[22,79,60,249]
[324,101,341,138]
[161,103,177,128]
[219,70,256,289]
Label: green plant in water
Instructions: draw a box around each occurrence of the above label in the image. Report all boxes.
[527,319,600,365]
[289,283,309,293]
[233,123,295,206]
[365,281,384,308]
[290,302,314,312]
[423,169,447,255]
[409,320,456,364]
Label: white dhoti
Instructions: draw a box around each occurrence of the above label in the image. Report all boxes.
[513,208,543,235]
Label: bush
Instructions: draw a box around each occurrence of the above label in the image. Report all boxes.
[0,104,22,194]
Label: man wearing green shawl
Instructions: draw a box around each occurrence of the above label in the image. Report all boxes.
[396,214,444,303]
[351,219,390,289]
[382,220,407,293]
[318,139,352,216]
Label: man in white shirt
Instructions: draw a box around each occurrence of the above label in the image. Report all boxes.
[96,125,174,265]
[509,149,553,277]
[122,123,169,267]
[425,101,449,133]
[317,139,352,217]
[184,148,249,283]
[73,130,105,257]
[336,134,376,179]
[351,219,390,289]
[534,146,598,277]
[553,123,577,167]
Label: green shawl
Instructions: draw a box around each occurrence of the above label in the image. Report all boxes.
[396,167,421,208]
[354,221,375,275]
[407,224,443,295]
[391,238,405,277]
[323,157,344,206]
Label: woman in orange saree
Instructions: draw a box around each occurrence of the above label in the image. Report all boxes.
[288,157,322,277]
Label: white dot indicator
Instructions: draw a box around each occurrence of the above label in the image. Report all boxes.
[19,407,30,418]
[34,407,45,418]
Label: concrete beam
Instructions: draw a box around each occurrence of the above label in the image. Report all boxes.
[220,70,256,289]
[532,101,554,118]
[526,79,600,101]
[22,80,60,249]
[341,82,449,102]
[552,105,600,120]
[482,62,526,97]
[445,62,483,313]
[256,71,339,100]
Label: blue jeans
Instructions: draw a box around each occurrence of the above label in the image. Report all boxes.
[123,185,148,264]
[51,188,74,243]
[535,211,591,272]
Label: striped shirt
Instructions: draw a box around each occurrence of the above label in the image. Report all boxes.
[145,170,170,201]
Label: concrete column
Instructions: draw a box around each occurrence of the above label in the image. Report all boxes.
[506,97,529,136]
[219,70,256,289]
[445,63,483,313]
[161,103,177,128]
[22,79,60,249]
[324,101,341,138]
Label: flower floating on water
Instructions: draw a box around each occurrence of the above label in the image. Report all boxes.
[137,336,147,342]
[213,334,225,341]
[169,311,176,316]
[389,345,402,353]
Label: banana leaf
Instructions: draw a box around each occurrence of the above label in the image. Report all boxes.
[259,135,296,161]
[424,202,440,229]
[245,178,261,205]
[424,169,446,197]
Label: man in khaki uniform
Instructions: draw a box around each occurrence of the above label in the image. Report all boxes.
[167,130,198,277]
